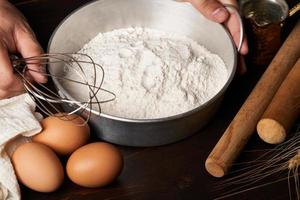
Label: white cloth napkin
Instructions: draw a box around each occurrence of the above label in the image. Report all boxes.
[0,94,42,200]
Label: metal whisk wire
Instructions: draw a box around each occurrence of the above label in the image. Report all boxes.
[11,53,116,123]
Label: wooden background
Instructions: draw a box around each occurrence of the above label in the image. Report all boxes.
[9,0,300,199]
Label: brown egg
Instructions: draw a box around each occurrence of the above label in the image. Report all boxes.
[66,142,123,188]
[12,142,64,193]
[32,113,90,155]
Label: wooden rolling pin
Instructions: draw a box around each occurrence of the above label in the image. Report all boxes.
[205,20,300,178]
[257,58,300,144]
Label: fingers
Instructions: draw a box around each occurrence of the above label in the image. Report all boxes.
[218,0,249,54]
[238,36,248,55]
[0,41,24,98]
[224,8,249,55]
[182,0,230,23]
[238,29,248,55]
[15,24,48,83]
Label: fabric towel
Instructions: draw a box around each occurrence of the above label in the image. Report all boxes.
[0,93,42,200]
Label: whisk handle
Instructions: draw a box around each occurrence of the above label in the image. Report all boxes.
[10,55,27,72]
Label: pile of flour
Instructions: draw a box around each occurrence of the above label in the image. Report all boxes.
[62,27,228,119]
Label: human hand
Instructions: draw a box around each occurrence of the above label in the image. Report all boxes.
[179,0,248,73]
[180,0,248,54]
[0,0,47,99]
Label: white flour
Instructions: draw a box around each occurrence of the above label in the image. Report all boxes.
[62,27,228,119]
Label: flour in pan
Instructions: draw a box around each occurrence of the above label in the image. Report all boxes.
[62,27,228,119]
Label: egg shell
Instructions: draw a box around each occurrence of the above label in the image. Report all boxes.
[32,114,90,155]
[12,142,64,193]
[66,142,123,188]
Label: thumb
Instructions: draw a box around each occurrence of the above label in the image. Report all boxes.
[0,41,24,98]
[180,0,229,23]
[15,24,48,84]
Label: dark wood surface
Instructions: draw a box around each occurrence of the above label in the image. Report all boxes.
[10,0,300,199]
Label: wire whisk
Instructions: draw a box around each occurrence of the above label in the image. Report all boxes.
[11,53,116,123]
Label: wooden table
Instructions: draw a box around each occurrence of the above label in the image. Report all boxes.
[11,0,299,199]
